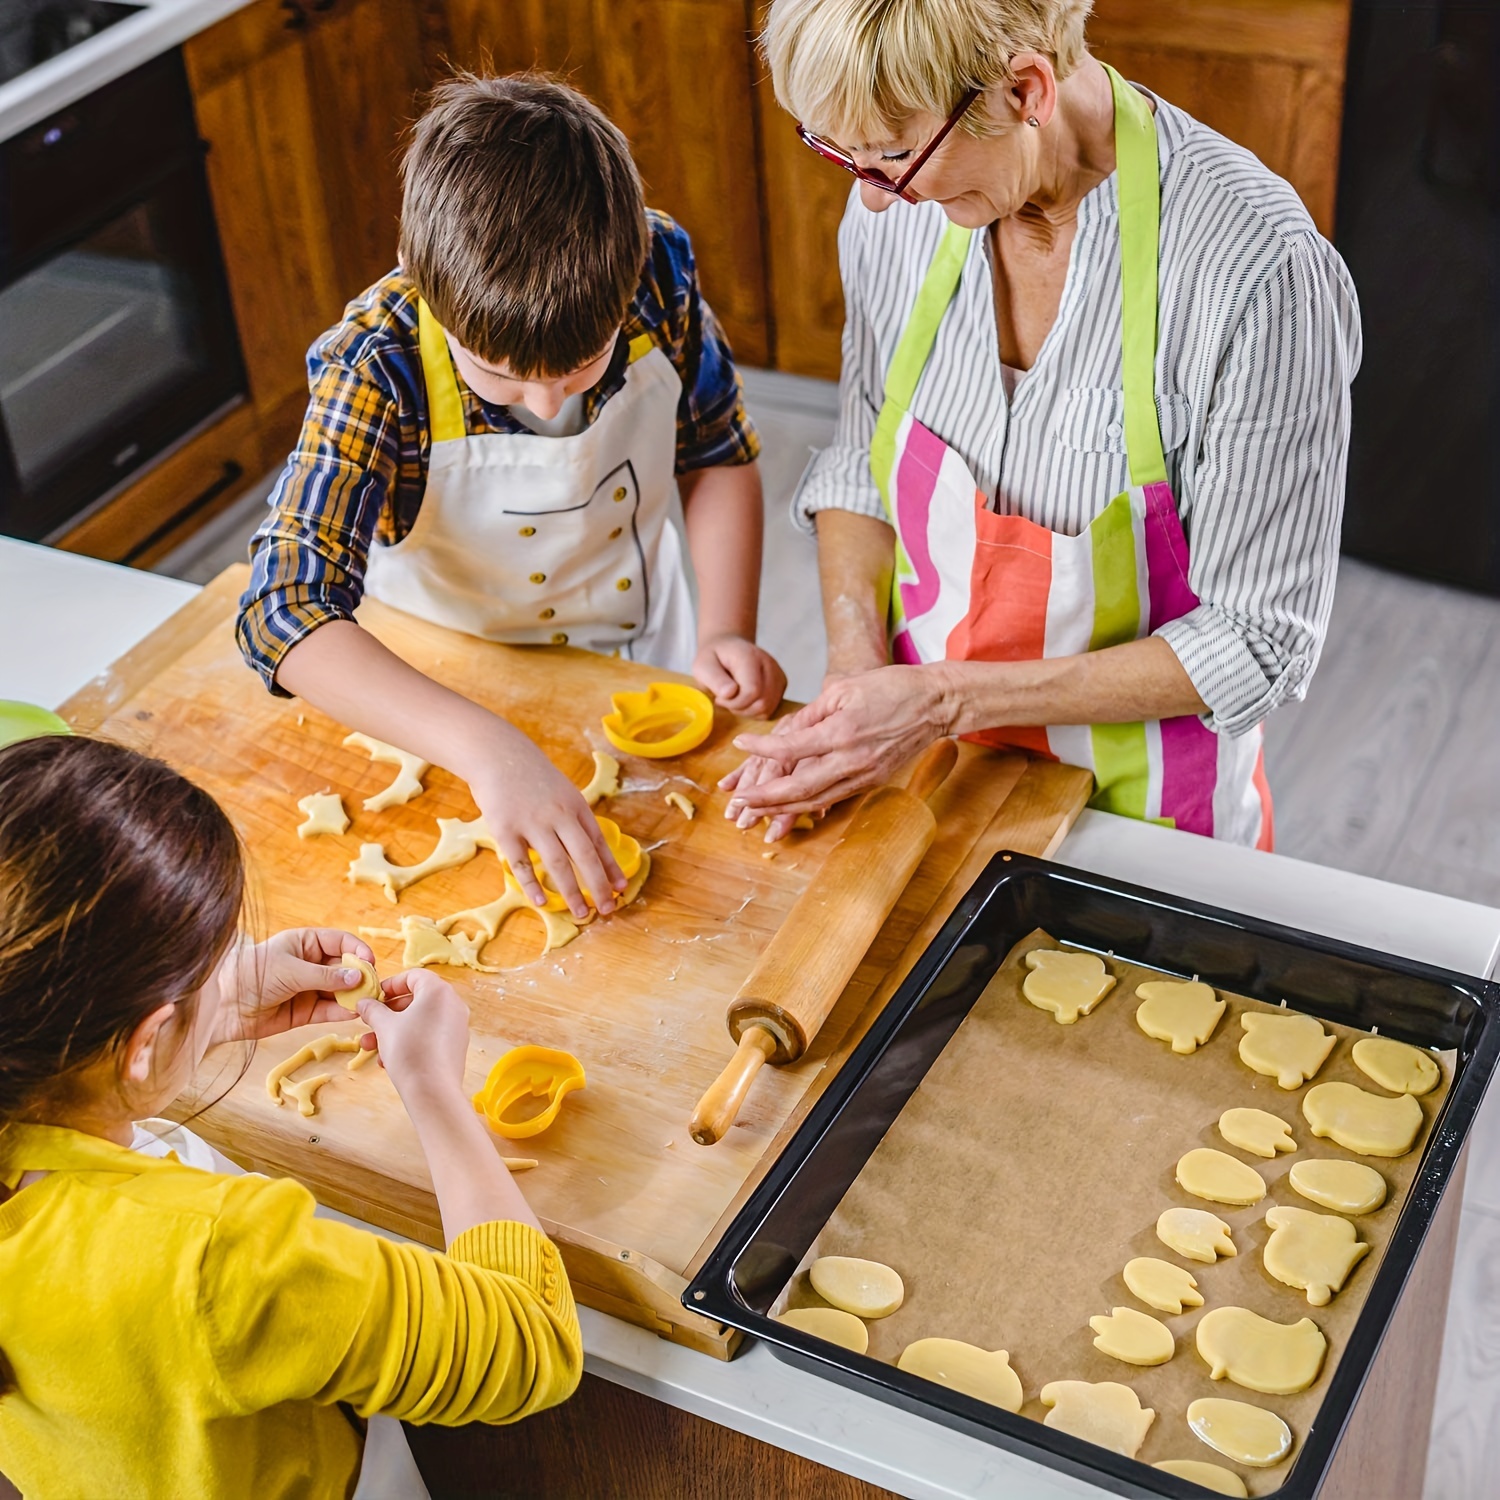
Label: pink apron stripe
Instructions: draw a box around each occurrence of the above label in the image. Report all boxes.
[893,422,951,624]
[1142,480,1200,631]
[1158,712,1218,838]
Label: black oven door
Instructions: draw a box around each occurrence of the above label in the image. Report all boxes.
[0,49,246,543]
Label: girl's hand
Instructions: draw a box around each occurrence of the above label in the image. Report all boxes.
[213,929,374,1046]
[355,970,471,1108]
[693,634,787,718]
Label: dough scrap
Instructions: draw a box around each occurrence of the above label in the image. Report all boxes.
[1135,980,1226,1054]
[338,953,381,1010]
[1238,1011,1336,1089]
[1040,1381,1155,1459]
[1218,1107,1296,1159]
[1157,1207,1236,1263]
[1351,1036,1441,1096]
[664,790,696,818]
[1287,1158,1387,1216]
[348,1041,378,1072]
[266,1032,363,1103]
[1302,1080,1423,1157]
[1187,1397,1293,1468]
[1176,1148,1267,1207]
[1262,1205,1370,1306]
[1195,1306,1328,1395]
[362,915,505,972]
[1022,949,1115,1024]
[1151,1460,1248,1497]
[348,816,496,902]
[1123,1258,1203,1315]
[342,731,430,812]
[581,750,621,806]
[775,1306,868,1353]
[896,1339,1022,1412]
[809,1257,904,1319]
[1089,1306,1175,1366]
[296,790,349,839]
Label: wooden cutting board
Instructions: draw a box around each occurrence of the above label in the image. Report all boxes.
[61,565,1092,1355]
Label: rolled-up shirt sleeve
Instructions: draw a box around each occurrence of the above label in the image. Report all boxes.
[1158,231,1362,736]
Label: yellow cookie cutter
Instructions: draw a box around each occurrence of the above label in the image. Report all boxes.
[602,682,714,759]
[473,1046,586,1138]
[508,816,643,913]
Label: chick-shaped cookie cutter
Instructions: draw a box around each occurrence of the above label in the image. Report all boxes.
[513,816,643,912]
[473,1046,587,1138]
[602,682,714,759]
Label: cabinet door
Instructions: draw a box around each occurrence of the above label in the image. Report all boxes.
[443,0,772,368]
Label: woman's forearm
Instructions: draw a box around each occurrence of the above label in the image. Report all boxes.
[680,462,764,643]
[815,509,894,677]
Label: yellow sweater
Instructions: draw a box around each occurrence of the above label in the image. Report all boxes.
[0,1124,582,1499]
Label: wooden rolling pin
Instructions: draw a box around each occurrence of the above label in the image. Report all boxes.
[689,737,959,1145]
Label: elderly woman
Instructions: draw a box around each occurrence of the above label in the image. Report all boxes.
[725,0,1360,846]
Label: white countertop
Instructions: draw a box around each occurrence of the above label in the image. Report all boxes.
[7,535,1498,1499]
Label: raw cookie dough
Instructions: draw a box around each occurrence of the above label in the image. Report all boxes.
[280,1072,332,1117]
[1040,1381,1155,1459]
[1262,1205,1370,1306]
[1152,1460,1248,1497]
[896,1340,1023,1412]
[1195,1306,1328,1395]
[1218,1107,1296,1159]
[338,953,381,1010]
[1176,1148,1267,1207]
[1135,980,1226,1054]
[1089,1307,1175,1366]
[809,1257,904,1319]
[1351,1035,1441,1096]
[664,790,696,818]
[266,1032,363,1103]
[1302,1080,1424,1157]
[1022,949,1115,1024]
[296,790,349,839]
[1157,1207,1236,1263]
[1123,1258,1203,1315]
[342,731,430,811]
[1187,1397,1293,1468]
[1238,1011,1336,1089]
[581,750,621,806]
[348,816,496,902]
[361,915,506,973]
[1288,1158,1387,1215]
[775,1307,868,1353]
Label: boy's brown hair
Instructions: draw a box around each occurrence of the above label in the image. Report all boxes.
[399,72,648,379]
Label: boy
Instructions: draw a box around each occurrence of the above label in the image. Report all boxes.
[237,73,784,919]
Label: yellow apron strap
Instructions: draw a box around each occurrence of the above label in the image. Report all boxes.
[416,297,467,444]
[627,332,655,365]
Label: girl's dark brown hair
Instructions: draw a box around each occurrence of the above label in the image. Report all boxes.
[0,735,244,1127]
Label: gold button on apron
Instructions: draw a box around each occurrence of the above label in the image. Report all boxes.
[622,622,636,630]
[551,632,568,645]
[616,578,631,591]
[608,527,622,540]
[613,487,627,502]
[519,525,536,537]
[529,572,546,584]
[539,607,555,620]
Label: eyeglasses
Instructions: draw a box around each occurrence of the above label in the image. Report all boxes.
[796,89,980,202]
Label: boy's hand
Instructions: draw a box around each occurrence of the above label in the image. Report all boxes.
[213,929,374,1045]
[693,634,787,718]
[355,970,471,1106]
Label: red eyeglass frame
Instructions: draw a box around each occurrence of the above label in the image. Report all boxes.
[796,88,981,202]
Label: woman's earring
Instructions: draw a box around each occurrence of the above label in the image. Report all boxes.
[1026,116,1041,128]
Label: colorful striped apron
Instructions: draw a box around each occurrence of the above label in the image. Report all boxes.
[871,66,1272,847]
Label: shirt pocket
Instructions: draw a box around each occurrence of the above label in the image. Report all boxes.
[1056,387,1193,456]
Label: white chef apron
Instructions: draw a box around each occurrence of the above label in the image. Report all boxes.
[363,301,697,672]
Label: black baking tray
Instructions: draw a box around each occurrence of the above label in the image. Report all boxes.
[684,853,1500,1499]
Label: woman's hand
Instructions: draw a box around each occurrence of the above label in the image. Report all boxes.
[212,929,374,1046]
[693,633,787,717]
[723,665,952,824]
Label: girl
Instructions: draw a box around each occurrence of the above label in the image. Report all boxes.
[0,734,582,1499]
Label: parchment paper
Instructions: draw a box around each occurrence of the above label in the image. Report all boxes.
[777,929,1455,1495]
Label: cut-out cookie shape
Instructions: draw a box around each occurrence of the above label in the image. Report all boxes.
[472,1046,586,1139]
[1089,1306,1175,1366]
[362,914,510,972]
[1351,1036,1440,1096]
[776,1307,868,1353]
[342,731,430,811]
[1238,1011,1336,1089]
[1157,1208,1236,1263]
[1022,949,1115,1024]
[809,1257,904,1319]
[337,953,381,1010]
[897,1339,1023,1412]
[1262,1205,1370,1306]
[581,750,621,805]
[1176,1148,1267,1207]
[349,816,496,902]
[1152,1460,1247,1497]
[1187,1397,1293,1467]
[296,790,348,838]
[1040,1381,1155,1459]
[1135,980,1226,1054]
[1195,1306,1328,1395]
[1288,1158,1387,1215]
[1302,1080,1423,1157]
[1218,1107,1296,1159]
[1123,1258,1203,1315]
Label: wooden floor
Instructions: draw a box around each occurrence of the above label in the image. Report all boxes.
[154,368,1500,1498]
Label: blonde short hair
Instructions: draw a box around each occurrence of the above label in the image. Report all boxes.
[763,0,1093,142]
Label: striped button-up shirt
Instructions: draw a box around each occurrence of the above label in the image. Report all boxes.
[795,90,1362,737]
[237,211,759,692]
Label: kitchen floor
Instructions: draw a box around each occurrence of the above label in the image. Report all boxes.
[155,368,1500,1498]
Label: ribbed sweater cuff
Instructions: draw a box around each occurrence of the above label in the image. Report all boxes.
[447,1220,552,1287]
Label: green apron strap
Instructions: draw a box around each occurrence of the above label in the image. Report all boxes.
[884,222,973,410]
[1104,63,1168,489]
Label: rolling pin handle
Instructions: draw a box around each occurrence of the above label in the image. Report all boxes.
[689,1026,780,1146]
[906,737,959,805]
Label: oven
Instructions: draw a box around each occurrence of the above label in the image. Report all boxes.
[0,45,246,543]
